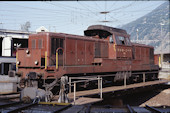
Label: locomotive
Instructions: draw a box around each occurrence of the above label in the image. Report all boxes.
[16,25,159,101]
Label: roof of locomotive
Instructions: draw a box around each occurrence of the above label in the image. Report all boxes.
[29,31,108,42]
[30,29,153,48]
[84,25,128,37]
[31,25,128,41]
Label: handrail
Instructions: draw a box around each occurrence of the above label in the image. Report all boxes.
[56,48,64,70]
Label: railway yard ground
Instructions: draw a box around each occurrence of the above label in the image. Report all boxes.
[0,70,170,112]
[0,79,170,112]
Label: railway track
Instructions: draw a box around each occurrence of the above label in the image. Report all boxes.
[0,100,169,113]
[0,80,169,113]
[0,84,170,113]
[0,101,37,113]
[0,100,71,113]
[0,93,20,101]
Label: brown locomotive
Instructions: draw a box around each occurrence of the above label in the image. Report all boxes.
[16,25,159,92]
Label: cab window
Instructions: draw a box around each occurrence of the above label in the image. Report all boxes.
[115,36,130,45]
[118,36,125,45]
[125,38,131,46]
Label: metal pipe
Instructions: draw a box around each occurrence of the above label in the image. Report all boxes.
[69,77,98,80]
[45,51,47,69]
[16,52,18,71]
[70,79,98,83]
[100,77,102,99]
[143,73,145,83]
[160,23,164,68]
[74,82,76,105]
[69,77,71,94]
[56,52,58,70]
[124,72,126,87]
[98,76,100,90]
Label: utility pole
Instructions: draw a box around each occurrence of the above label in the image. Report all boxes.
[136,28,139,43]
[160,23,164,68]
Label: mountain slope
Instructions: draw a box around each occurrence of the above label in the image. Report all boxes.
[121,2,169,53]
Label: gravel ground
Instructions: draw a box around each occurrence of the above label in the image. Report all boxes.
[140,88,170,107]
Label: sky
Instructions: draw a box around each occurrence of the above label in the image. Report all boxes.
[0,1,167,35]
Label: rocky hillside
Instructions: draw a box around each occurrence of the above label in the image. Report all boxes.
[121,2,169,53]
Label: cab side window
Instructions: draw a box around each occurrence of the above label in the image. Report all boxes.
[115,36,131,46]
[125,38,131,46]
[118,36,125,45]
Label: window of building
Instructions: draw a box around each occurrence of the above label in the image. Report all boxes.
[0,63,14,75]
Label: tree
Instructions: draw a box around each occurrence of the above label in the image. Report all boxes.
[21,21,31,32]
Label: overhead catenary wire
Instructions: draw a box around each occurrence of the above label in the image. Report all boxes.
[0,1,166,33]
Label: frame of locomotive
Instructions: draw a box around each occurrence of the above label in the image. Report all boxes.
[16,25,159,89]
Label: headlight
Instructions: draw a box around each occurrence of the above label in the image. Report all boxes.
[35,60,39,65]
[17,61,20,65]
[26,49,30,54]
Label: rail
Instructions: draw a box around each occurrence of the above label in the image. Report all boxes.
[7,102,38,113]
[126,104,135,113]
[0,101,72,113]
[52,104,72,113]
[0,101,21,109]
[145,105,162,113]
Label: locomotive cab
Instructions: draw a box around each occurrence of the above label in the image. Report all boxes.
[84,25,132,60]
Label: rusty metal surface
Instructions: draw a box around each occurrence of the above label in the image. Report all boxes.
[154,54,160,66]
[18,49,41,67]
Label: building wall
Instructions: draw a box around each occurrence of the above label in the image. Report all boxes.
[2,37,11,56]
[0,29,32,75]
